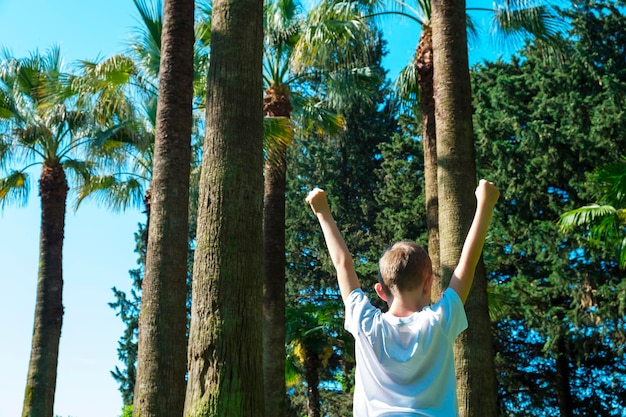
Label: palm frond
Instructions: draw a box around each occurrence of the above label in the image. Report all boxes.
[0,134,13,170]
[490,1,566,56]
[129,0,164,78]
[559,204,625,255]
[0,79,32,125]
[291,94,345,137]
[559,204,617,231]
[418,0,431,18]
[487,282,517,321]
[194,2,212,99]
[394,56,420,110]
[325,65,384,108]
[593,156,626,208]
[0,169,30,208]
[13,124,52,148]
[560,158,626,268]
[0,86,14,119]
[466,12,479,46]
[196,1,212,49]
[293,0,370,72]
[62,158,95,186]
[285,350,301,388]
[91,121,141,150]
[74,174,145,212]
[264,116,294,151]
[67,55,146,121]
[265,0,302,51]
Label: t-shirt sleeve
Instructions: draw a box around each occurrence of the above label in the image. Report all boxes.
[431,288,468,340]
[344,289,379,336]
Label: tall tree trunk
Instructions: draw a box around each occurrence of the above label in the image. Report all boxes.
[415,27,443,301]
[304,350,321,417]
[431,0,498,416]
[555,334,574,417]
[22,161,68,417]
[184,0,265,413]
[133,0,194,415]
[263,85,292,417]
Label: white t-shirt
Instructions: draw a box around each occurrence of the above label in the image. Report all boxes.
[344,288,468,417]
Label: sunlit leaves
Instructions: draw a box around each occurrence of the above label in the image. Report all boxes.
[0,169,29,208]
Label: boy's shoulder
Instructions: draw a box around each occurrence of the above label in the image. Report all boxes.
[426,288,468,337]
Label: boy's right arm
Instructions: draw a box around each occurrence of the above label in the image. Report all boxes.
[448,179,500,304]
[306,188,361,303]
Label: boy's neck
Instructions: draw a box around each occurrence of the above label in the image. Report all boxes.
[386,292,429,317]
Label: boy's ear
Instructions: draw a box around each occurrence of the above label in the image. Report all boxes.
[423,273,434,295]
[374,283,388,301]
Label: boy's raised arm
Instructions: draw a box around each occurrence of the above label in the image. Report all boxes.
[306,188,361,303]
[448,179,500,304]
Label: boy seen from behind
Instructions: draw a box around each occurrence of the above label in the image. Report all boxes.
[306,179,500,416]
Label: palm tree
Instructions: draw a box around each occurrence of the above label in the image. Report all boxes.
[285,300,349,417]
[69,0,210,217]
[183,0,266,414]
[261,2,375,415]
[367,0,564,297]
[326,1,560,414]
[0,46,133,417]
[419,6,561,414]
[126,0,211,105]
[64,55,155,214]
[131,0,195,415]
[430,0,499,413]
[559,157,626,268]
[262,4,299,413]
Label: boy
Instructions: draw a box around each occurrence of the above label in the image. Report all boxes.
[306,179,500,416]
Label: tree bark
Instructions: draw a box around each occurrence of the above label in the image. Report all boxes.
[184,0,265,414]
[133,0,195,415]
[415,26,443,301]
[263,85,292,417]
[431,0,498,415]
[21,161,68,417]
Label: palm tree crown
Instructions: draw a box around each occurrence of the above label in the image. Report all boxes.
[0,46,129,206]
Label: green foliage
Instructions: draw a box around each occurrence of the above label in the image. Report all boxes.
[283,27,430,415]
[109,223,146,405]
[559,157,626,268]
[472,0,626,413]
[373,129,426,248]
[109,178,198,405]
[0,47,136,210]
[120,404,133,417]
[75,0,626,415]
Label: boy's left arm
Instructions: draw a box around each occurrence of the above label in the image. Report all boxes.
[448,179,500,303]
[306,188,361,303]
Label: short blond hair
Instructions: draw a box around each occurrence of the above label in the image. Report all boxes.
[378,241,432,296]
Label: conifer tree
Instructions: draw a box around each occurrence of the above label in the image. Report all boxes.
[471,1,626,413]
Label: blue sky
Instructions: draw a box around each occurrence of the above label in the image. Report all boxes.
[0,1,504,416]
[0,2,144,417]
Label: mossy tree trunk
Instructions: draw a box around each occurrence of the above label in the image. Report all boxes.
[184,0,265,413]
